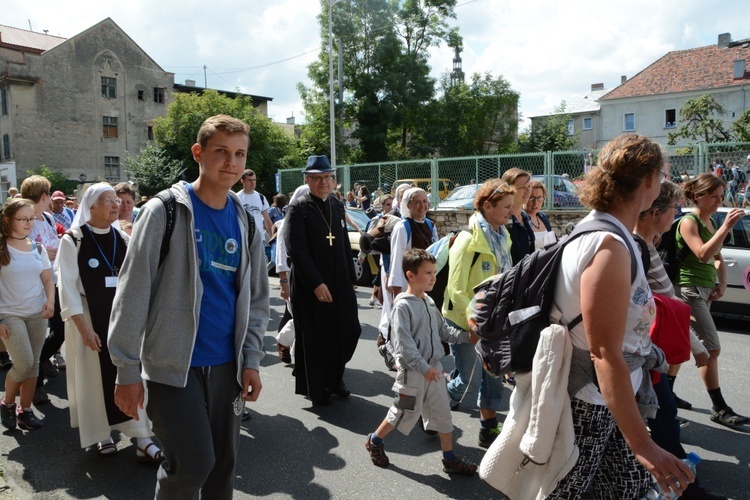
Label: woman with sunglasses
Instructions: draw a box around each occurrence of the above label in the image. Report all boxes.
[501,168,535,264]
[443,179,514,447]
[57,183,162,462]
[524,179,557,250]
[0,199,55,430]
[547,134,693,499]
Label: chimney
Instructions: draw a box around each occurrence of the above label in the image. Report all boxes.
[185,79,196,87]
[591,83,604,91]
[718,33,731,49]
[621,75,627,84]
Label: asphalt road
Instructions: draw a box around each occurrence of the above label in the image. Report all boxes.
[1,279,749,499]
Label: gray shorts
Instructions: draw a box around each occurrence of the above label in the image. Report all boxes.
[386,362,454,435]
[676,285,721,351]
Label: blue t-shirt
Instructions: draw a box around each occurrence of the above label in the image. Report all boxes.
[187,184,241,367]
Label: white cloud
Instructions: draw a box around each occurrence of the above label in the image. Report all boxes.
[5,0,750,130]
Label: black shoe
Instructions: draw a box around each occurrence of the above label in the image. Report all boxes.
[33,388,50,406]
[311,394,333,406]
[41,359,59,379]
[478,425,502,448]
[365,434,389,467]
[442,456,477,476]
[677,417,690,429]
[1,400,17,430]
[0,351,12,369]
[418,416,438,436]
[333,381,351,398]
[674,394,693,410]
[242,407,252,421]
[16,407,43,430]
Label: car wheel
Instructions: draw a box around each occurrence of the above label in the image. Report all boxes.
[352,253,373,286]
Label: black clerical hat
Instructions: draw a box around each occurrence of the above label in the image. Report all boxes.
[303,155,333,174]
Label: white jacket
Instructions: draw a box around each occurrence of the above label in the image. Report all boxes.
[479,324,579,499]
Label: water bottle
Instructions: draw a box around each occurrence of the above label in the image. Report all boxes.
[641,452,701,500]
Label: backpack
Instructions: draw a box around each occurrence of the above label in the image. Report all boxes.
[734,168,746,184]
[425,229,479,311]
[468,218,640,376]
[655,212,698,283]
[153,189,255,267]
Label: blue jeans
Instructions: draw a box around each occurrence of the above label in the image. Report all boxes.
[445,320,504,411]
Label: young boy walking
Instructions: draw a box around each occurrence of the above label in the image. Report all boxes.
[365,248,477,476]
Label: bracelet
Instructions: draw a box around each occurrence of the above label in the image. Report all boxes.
[279,279,289,284]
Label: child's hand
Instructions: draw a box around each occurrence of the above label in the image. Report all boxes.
[423,367,441,382]
[468,331,480,345]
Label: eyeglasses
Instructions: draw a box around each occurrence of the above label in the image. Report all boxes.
[658,170,668,183]
[308,175,336,183]
[489,183,512,200]
[99,198,123,206]
[13,217,36,224]
[528,196,544,202]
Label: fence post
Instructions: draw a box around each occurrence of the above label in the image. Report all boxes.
[430,158,439,208]
[545,151,554,209]
[342,164,350,195]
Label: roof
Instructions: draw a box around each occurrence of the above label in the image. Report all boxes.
[601,39,750,100]
[173,83,272,103]
[529,88,609,119]
[0,24,67,53]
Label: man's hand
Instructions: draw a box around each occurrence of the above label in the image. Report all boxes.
[242,368,262,402]
[314,283,332,303]
[81,327,102,352]
[114,382,145,421]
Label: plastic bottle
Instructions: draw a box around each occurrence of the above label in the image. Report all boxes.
[641,452,701,500]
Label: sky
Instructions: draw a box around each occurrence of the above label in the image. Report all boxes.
[5,0,750,130]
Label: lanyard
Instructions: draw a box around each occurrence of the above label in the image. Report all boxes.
[84,225,118,276]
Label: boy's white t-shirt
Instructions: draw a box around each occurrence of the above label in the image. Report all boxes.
[0,243,51,316]
[236,190,269,232]
[553,211,655,405]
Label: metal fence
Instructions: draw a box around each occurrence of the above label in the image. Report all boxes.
[276,142,750,209]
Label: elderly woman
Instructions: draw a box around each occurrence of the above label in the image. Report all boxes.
[523,179,557,250]
[443,179,514,447]
[548,134,693,498]
[114,182,138,223]
[500,168,535,264]
[57,183,161,461]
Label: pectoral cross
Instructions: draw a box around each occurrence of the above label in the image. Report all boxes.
[326,232,336,246]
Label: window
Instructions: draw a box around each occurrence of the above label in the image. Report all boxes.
[665,109,676,128]
[624,113,635,131]
[566,119,574,136]
[102,116,118,138]
[2,134,9,160]
[583,117,592,130]
[101,77,116,99]
[1,88,7,115]
[153,87,165,103]
[104,156,120,181]
[147,125,154,141]
[137,89,144,101]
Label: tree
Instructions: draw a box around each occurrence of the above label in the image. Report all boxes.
[667,94,732,145]
[732,109,750,143]
[25,165,78,194]
[153,89,304,196]
[520,102,578,152]
[124,144,185,197]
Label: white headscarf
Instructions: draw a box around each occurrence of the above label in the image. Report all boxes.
[399,187,427,219]
[70,182,116,231]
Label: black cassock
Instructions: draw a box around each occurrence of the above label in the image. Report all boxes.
[286,193,361,401]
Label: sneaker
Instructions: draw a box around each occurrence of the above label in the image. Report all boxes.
[53,352,66,370]
[41,359,59,379]
[677,417,690,429]
[674,394,692,410]
[365,433,389,468]
[478,425,501,448]
[1,400,17,430]
[33,388,50,406]
[442,455,477,476]
[378,344,396,372]
[0,351,12,369]
[16,407,43,430]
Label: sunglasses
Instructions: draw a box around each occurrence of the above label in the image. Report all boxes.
[489,183,512,200]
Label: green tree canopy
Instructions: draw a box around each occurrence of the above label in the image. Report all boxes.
[520,102,578,152]
[25,165,78,194]
[732,109,750,143]
[153,89,305,196]
[124,144,185,197]
[667,94,732,145]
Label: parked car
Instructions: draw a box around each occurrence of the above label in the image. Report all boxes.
[531,175,583,208]
[391,178,456,200]
[345,207,380,286]
[435,183,481,210]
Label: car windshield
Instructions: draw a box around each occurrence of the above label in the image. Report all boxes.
[445,185,477,201]
[345,208,371,231]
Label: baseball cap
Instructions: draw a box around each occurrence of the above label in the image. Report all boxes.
[51,190,66,201]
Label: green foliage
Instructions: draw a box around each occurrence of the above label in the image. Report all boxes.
[520,102,578,152]
[24,165,78,194]
[667,94,732,145]
[153,89,304,196]
[124,144,185,197]
[732,109,750,142]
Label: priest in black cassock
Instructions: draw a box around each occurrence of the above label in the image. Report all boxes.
[285,155,362,406]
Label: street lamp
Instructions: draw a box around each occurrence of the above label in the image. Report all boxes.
[327,0,343,167]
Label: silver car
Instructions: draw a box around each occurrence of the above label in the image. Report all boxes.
[710,207,750,317]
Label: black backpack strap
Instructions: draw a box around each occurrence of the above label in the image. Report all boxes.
[154,189,177,268]
[243,207,256,250]
[35,242,43,255]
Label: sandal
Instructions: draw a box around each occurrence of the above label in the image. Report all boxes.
[710,407,749,427]
[137,442,165,464]
[97,441,118,456]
